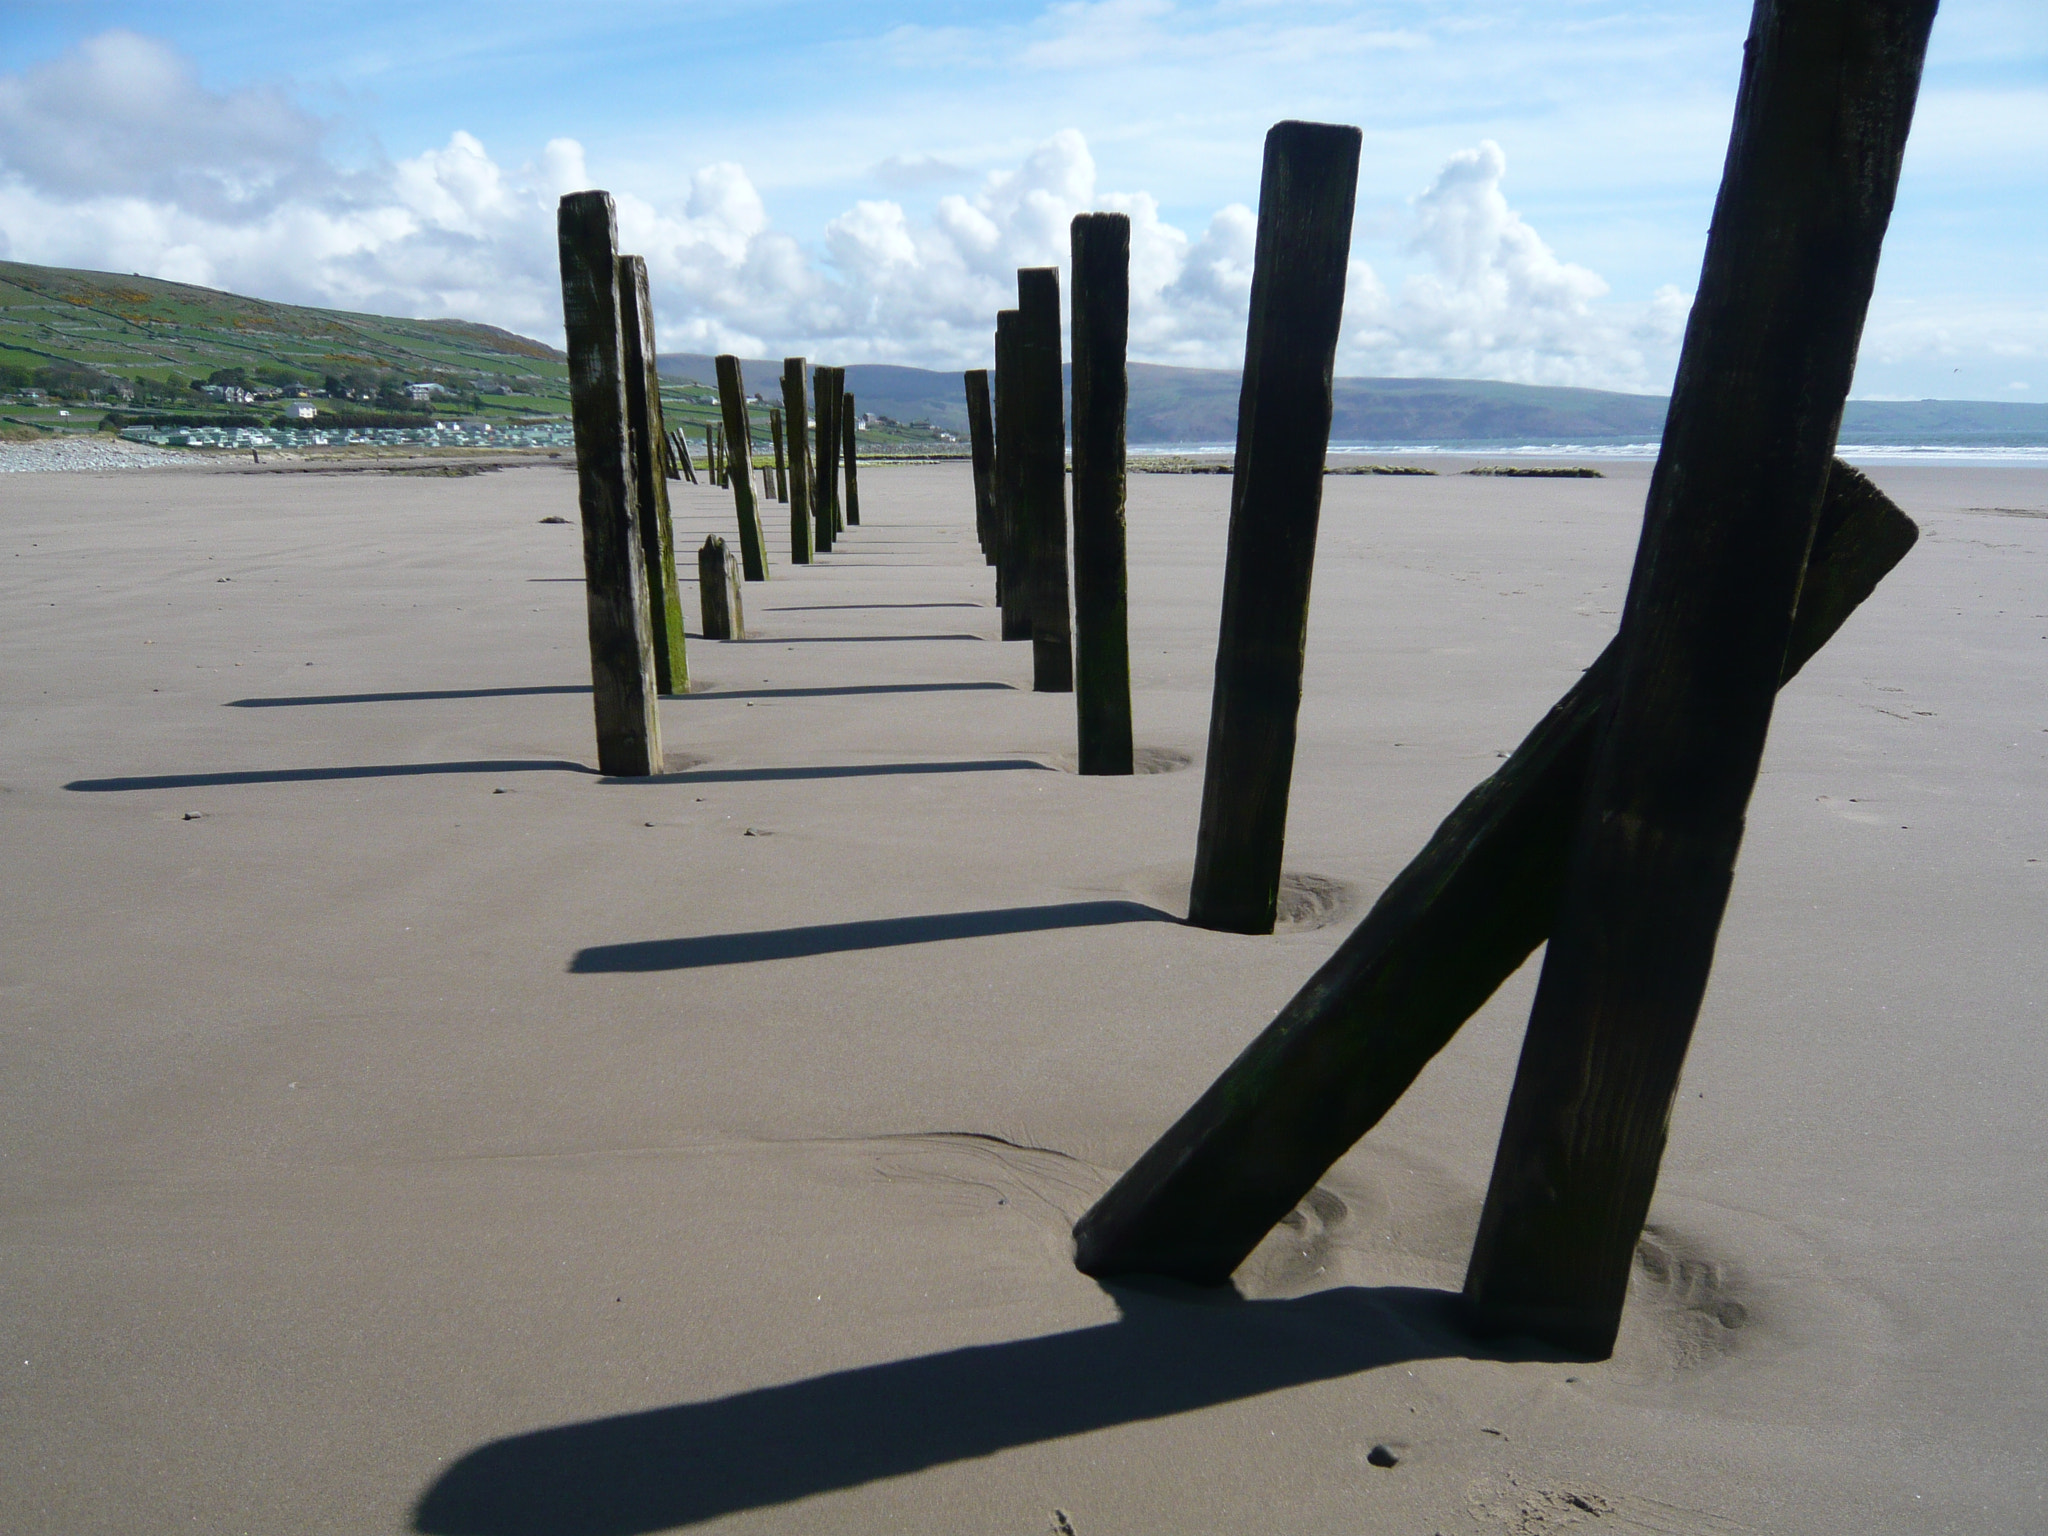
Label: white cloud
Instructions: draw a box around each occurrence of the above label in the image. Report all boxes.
[1334,140,1682,389]
[0,30,1687,391]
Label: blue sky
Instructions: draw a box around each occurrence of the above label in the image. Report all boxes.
[1,1,2041,398]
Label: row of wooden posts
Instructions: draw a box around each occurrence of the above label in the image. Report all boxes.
[554,0,1934,1362]
[554,186,878,775]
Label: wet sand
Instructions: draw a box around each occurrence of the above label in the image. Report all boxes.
[1,456,2043,1533]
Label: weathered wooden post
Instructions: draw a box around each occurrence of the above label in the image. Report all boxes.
[1184,121,1361,934]
[697,534,745,640]
[618,255,688,696]
[1070,213,1134,773]
[671,428,698,485]
[1017,270,1072,691]
[994,309,1031,641]
[769,407,789,502]
[841,392,861,527]
[781,358,814,564]
[555,190,661,777]
[1460,0,1939,1359]
[813,366,843,554]
[1072,463,1919,1285]
[761,465,774,503]
[964,368,996,566]
[715,354,770,581]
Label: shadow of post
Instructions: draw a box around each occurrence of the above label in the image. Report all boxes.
[570,899,1174,971]
[412,1285,1525,1536]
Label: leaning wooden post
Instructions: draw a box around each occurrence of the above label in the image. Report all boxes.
[769,408,789,502]
[993,309,1032,642]
[1184,122,1361,934]
[1072,463,1918,1285]
[556,191,661,777]
[714,354,770,581]
[813,366,842,554]
[697,534,745,640]
[1070,213,1134,774]
[672,428,698,485]
[618,256,689,696]
[781,358,814,564]
[1461,0,1939,1359]
[841,391,861,527]
[964,368,997,566]
[1017,269,1072,692]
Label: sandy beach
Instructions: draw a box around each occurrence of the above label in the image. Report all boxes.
[1,455,2043,1534]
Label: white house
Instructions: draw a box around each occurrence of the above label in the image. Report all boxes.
[283,402,318,420]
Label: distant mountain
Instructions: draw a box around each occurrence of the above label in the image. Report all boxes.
[8,262,2041,448]
[660,350,2048,448]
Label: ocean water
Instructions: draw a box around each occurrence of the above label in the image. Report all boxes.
[1131,441,2048,468]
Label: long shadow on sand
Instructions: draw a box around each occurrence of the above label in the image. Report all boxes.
[734,633,988,644]
[412,1285,1535,1536]
[615,758,1050,786]
[687,682,1015,701]
[762,602,987,612]
[227,686,591,708]
[571,899,1172,971]
[66,759,591,792]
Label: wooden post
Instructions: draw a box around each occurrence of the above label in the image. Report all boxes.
[1070,213,1134,774]
[993,309,1031,642]
[769,408,789,502]
[1017,269,1072,692]
[761,465,774,503]
[964,368,996,566]
[1185,121,1361,934]
[555,190,661,777]
[672,428,698,485]
[841,391,861,527]
[715,354,769,581]
[697,534,745,640]
[1461,0,1939,1359]
[617,255,688,696]
[781,358,814,564]
[1072,463,1918,1285]
[813,366,842,554]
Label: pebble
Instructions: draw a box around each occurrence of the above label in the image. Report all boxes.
[1367,1444,1400,1468]
[0,438,200,473]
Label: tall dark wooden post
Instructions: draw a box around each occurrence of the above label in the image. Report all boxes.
[781,358,814,564]
[994,311,1030,641]
[1461,0,1939,1360]
[964,368,996,566]
[841,392,861,527]
[1071,463,1917,1285]
[715,354,769,581]
[1070,213,1134,773]
[1017,268,1072,692]
[618,256,688,696]
[814,366,843,554]
[1185,121,1361,934]
[769,408,789,502]
[556,190,661,777]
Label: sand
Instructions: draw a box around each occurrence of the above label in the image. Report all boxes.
[1,454,2043,1534]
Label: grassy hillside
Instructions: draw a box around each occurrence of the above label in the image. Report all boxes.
[0,260,571,422]
[9,260,2045,451]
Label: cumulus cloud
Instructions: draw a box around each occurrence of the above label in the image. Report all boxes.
[0,31,1684,390]
[1336,140,1683,388]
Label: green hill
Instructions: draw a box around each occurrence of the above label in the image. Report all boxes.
[10,259,2047,451]
[0,259,571,429]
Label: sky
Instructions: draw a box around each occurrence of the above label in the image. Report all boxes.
[0,1,2041,400]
